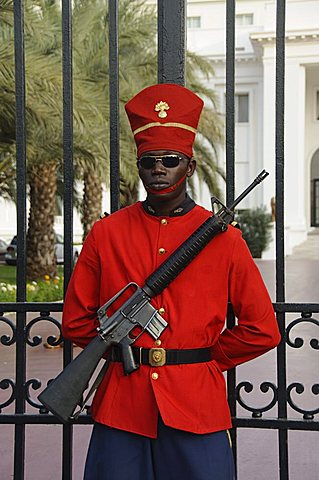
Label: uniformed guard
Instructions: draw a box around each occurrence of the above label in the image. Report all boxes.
[62,84,280,480]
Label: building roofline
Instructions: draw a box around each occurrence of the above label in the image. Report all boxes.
[250,29,319,44]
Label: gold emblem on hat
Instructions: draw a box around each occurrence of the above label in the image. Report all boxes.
[155,101,169,118]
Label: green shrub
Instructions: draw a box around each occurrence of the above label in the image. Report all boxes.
[235,207,273,258]
[0,275,63,302]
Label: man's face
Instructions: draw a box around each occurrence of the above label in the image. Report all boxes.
[137,150,196,199]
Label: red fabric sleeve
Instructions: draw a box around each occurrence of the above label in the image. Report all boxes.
[211,233,281,371]
[61,225,101,348]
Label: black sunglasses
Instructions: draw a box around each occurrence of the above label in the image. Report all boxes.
[138,154,186,169]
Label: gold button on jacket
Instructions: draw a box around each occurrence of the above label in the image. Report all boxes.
[158,248,166,255]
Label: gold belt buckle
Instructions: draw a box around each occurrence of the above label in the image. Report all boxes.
[149,348,166,367]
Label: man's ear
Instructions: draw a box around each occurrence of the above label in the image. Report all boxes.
[187,158,196,178]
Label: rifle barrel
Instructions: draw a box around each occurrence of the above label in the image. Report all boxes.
[228,170,269,210]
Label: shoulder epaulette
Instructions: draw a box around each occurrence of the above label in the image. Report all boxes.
[99,212,110,220]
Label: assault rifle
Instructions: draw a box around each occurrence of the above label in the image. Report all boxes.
[38,170,268,423]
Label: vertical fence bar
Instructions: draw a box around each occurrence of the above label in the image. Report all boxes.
[13,0,27,477]
[275,1,288,479]
[225,0,237,472]
[61,0,73,478]
[157,0,186,85]
[109,0,120,212]
[276,0,286,288]
[225,0,236,205]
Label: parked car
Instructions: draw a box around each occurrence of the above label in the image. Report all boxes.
[54,233,80,264]
[0,238,8,262]
[5,236,17,265]
[5,234,80,266]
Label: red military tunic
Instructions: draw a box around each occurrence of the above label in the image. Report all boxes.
[62,202,280,438]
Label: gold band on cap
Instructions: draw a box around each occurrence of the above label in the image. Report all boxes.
[133,122,197,136]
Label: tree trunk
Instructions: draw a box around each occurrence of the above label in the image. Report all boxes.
[26,162,58,280]
[82,170,102,242]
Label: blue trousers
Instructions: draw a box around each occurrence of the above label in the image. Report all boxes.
[84,416,235,480]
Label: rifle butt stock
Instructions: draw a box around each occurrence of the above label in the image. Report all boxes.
[38,335,109,423]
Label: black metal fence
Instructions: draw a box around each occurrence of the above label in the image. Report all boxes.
[0,1,318,479]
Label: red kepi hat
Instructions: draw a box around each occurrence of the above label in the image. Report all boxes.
[125,83,204,158]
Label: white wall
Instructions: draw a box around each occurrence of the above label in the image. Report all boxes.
[0,183,111,244]
[305,65,319,226]
[186,0,319,257]
[0,198,17,242]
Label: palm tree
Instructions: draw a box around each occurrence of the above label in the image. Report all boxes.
[0,0,225,278]
[0,150,16,200]
[0,0,106,276]
[24,1,110,277]
[186,53,225,197]
[0,0,18,201]
[0,0,64,278]
[72,0,224,240]
[23,1,64,279]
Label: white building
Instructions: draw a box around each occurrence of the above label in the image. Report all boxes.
[1,0,319,256]
[184,0,319,255]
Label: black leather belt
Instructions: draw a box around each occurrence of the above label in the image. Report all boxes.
[111,345,212,367]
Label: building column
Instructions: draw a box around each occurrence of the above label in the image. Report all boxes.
[284,60,307,250]
[262,47,307,255]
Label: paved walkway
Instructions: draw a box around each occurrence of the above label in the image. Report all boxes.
[290,228,319,259]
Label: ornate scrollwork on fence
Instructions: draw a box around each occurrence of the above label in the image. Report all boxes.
[0,314,17,411]
[286,312,319,420]
[0,378,15,412]
[287,382,319,420]
[236,312,319,419]
[0,314,16,346]
[25,312,63,347]
[25,378,48,411]
[0,311,63,413]
[24,312,63,412]
[236,381,278,417]
[286,312,319,349]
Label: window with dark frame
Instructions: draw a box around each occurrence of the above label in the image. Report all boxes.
[235,93,249,123]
